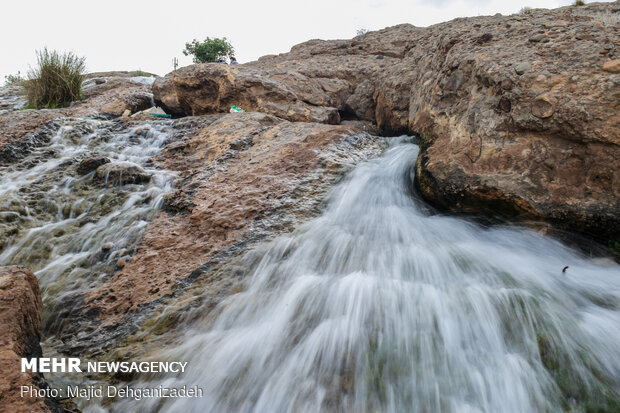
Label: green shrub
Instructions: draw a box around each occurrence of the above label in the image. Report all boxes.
[574,0,585,5]
[183,37,235,63]
[24,48,86,109]
[132,70,151,77]
[4,71,25,86]
[519,6,533,14]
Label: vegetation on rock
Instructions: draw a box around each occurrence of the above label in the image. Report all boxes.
[131,70,152,77]
[24,48,85,109]
[183,37,235,63]
[3,71,24,86]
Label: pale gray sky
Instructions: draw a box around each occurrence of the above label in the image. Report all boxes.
[1,0,610,81]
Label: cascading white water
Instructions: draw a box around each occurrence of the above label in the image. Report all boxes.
[0,118,175,332]
[108,138,619,413]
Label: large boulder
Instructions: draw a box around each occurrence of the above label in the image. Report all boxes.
[0,266,61,412]
[406,7,620,239]
[75,75,155,118]
[99,91,153,117]
[153,64,342,124]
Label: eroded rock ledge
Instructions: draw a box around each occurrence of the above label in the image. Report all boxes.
[154,1,619,241]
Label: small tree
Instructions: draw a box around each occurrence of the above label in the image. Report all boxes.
[24,48,85,108]
[183,37,235,63]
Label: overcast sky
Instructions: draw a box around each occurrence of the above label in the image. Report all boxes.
[1,0,612,81]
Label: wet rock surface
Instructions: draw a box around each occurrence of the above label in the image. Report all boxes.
[94,161,151,185]
[0,266,62,413]
[0,73,157,165]
[0,110,61,165]
[57,112,383,353]
[0,84,27,115]
[0,118,175,357]
[154,1,619,240]
[76,156,110,175]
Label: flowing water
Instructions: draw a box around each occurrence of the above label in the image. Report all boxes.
[102,138,619,413]
[0,118,175,334]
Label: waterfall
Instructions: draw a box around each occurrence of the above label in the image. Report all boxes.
[0,118,175,333]
[108,137,620,413]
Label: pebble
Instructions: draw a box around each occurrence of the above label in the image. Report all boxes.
[500,78,513,90]
[531,94,556,118]
[602,59,620,73]
[102,242,114,251]
[499,96,512,113]
[476,33,493,44]
[514,62,531,75]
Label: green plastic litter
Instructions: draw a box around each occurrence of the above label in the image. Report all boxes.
[151,113,172,118]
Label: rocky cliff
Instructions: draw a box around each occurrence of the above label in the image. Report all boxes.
[0,2,618,407]
[155,1,620,242]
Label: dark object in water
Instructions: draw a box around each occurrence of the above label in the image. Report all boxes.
[562,266,569,273]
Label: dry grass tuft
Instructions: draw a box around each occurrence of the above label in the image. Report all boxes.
[24,48,86,108]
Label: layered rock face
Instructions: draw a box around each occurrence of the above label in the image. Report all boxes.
[154,1,620,240]
[0,266,61,413]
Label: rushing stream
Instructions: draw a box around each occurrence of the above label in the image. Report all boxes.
[0,118,174,334]
[101,138,619,413]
